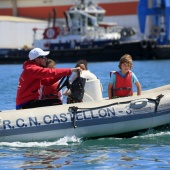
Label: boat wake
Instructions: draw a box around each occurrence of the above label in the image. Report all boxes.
[134,130,170,139]
[0,130,170,148]
[0,135,82,148]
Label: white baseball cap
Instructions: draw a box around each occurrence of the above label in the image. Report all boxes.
[28,48,50,60]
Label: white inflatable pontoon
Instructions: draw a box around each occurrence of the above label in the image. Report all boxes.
[1,84,170,142]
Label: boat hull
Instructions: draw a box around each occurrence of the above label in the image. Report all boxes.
[1,85,170,142]
[0,41,159,64]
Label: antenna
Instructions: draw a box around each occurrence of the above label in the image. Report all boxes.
[53,8,57,27]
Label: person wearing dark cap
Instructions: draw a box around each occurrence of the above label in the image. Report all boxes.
[16,48,81,110]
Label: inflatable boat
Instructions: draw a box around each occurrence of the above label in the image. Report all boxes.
[1,84,170,142]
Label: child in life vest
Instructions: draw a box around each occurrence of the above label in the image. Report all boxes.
[108,54,141,99]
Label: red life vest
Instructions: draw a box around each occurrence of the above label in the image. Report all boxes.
[112,71,133,97]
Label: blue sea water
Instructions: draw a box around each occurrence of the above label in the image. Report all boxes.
[0,60,170,169]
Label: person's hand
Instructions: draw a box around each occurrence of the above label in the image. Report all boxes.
[71,67,82,73]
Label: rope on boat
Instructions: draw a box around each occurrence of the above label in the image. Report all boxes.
[68,94,164,128]
[146,94,164,112]
[68,106,78,128]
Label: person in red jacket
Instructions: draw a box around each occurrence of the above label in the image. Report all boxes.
[108,54,141,99]
[41,59,63,102]
[16,48,81,109]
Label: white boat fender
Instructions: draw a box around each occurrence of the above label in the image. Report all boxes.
[130,99,148,109]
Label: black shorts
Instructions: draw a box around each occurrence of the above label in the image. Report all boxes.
[18,99,62,110]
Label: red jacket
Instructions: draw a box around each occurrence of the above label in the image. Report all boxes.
[16,60,71,106]
[113,71,133,97]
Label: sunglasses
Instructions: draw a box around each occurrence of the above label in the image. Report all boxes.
[38,56,47,59]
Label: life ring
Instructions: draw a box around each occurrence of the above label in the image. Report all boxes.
[43,27,60,39]
[151,26,160,36]
[140,40,148,49]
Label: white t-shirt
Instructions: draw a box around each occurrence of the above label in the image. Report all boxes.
[69,70,97,83]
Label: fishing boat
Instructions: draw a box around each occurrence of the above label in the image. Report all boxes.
[32,0,137,51]
[0,0,143,64]
[32,0,170,61]
[1,84,170,142]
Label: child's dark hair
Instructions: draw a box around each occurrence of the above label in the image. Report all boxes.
[75,59,88,70]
